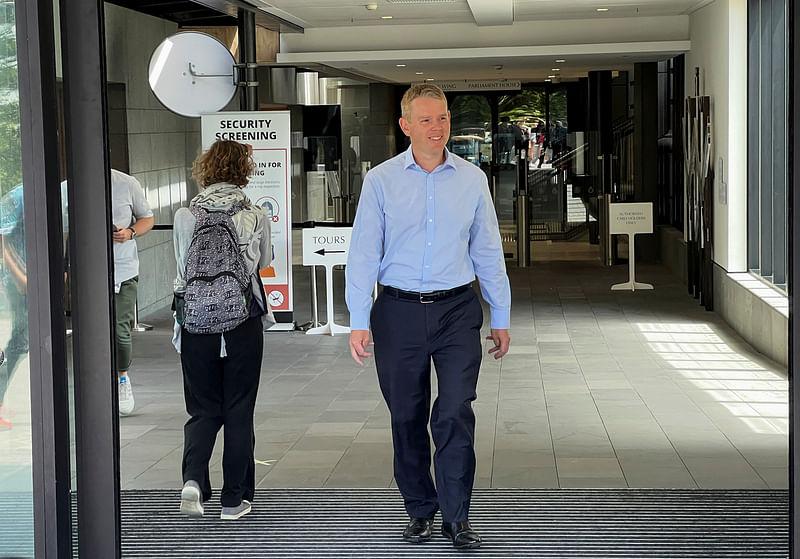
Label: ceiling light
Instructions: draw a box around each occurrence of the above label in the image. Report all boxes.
[555,59,566,63]
[365,3,378,9]
[425,78,435,81]
[545,79,552,82]
[381,15,393,19]
[597,7,609,11]
[396,64,406,67]
[551,68,560,71]
[548,75,556,78]
[415,72,424,75]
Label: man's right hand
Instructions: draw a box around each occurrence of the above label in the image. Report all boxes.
[349,329,373,366]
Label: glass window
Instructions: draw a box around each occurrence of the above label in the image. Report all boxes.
[748,0,788,291]
[0,2,33,556]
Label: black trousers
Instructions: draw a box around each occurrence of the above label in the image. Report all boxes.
[180,315,263,507]
[371,288,483,523]
[0,281,27,405]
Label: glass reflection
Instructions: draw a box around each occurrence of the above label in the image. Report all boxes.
[0,2,33,555]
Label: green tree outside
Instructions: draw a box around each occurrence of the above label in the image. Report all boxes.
[0,2,21,196]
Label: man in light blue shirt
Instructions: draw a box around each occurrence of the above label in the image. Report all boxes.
[346,84,511,549]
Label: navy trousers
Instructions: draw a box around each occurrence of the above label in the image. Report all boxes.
[371,287,483,523]
[180,315,263,507]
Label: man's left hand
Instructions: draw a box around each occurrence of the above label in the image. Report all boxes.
[486,328,510,359]
[112,227,133,243]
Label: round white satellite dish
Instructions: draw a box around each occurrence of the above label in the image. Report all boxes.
[148,31,237,118]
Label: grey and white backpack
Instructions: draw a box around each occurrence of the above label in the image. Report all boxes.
[183,203,250,334]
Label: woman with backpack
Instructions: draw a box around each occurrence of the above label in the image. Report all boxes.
[172,139,273,520]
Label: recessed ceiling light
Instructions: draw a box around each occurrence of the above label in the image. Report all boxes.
[551,68,560,71]
[555,59,566,63]
[597,7,609,11]
[396,64,406,67]
[548,75,556,78]
[425,78,435,81]
[415,72,424,75]
[545,79,552,82]
[381,15,393,19]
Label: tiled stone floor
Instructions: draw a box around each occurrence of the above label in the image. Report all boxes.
[117,256,788,492]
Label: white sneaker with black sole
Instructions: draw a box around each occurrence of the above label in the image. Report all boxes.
[180,480,204,517]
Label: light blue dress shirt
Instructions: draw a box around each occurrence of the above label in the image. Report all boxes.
[345,146,511,331]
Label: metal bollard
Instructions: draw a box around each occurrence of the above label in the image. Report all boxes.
[516,191,530,267]
[132,300,152,332]
[600,194,613,267]
[516,147,530,268]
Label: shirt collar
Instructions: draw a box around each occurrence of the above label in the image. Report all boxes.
[403,145,458,172]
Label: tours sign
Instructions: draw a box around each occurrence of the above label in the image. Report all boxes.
[302,227,352,267]
[302,227,353,336]
[201,111,294,319]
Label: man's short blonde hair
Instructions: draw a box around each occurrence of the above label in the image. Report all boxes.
[400,84,448,120]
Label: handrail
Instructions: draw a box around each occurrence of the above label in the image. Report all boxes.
[547,141,589,167]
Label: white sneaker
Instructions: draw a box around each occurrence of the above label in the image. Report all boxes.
[180,480,204,517]
[118,377,135,416]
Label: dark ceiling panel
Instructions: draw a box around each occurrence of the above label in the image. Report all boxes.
[105,0,237,26]
[104,0,303,32]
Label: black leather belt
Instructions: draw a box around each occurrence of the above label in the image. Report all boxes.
[382,283,472,304]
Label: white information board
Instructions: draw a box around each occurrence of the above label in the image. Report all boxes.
[609,202,653,235]
[302,227,352,267]
[302,227,352,336]
[608,202,654,292]
[201,111,293,317]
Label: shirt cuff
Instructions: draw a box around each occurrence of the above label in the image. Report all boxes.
[489,307,510,330]
[350,311,371,331]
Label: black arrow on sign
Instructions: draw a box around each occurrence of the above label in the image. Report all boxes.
[315,248,346,256]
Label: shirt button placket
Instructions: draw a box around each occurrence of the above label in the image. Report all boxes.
[422,174,435,285]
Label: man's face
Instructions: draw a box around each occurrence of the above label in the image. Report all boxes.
[399,96,451,159]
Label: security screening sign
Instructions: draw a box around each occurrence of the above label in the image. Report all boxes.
[201,111,293,320]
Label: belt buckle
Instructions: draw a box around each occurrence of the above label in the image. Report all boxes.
[419,291,436,304]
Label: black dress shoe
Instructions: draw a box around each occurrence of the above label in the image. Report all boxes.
[442,521,482,549]
[403,517,434,543]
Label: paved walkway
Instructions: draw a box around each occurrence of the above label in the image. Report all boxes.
[117,258,788,491]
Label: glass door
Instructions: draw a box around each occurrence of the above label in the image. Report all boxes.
[447,94,492,180]
[0,3,34,552]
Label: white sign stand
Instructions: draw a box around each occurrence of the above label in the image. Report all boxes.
[302,227,353,336]
[609,202,654,292]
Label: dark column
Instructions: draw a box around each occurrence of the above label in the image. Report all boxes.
[59,0,120,556]
[588,71,613,159]
[238,8,258,111]
[567,80,587,132]
[789,0,799,556]
[16,0,73,555]
[634,62,659,262]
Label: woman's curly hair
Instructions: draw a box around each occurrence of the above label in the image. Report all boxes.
[192,140,255,188]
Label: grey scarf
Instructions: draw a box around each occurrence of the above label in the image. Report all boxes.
[190,182,254,213]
